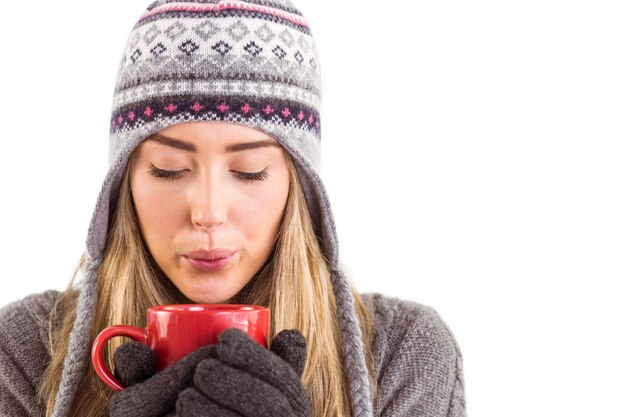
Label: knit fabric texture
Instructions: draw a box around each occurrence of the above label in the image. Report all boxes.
[0,291,466,416]
[109,328,310,417]
[176,328,311,417]
[108,344,217,417]
[52,0,371,416]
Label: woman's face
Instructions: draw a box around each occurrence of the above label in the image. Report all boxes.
[129,121,290,304]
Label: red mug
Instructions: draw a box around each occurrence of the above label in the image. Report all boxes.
[91,304,270,390]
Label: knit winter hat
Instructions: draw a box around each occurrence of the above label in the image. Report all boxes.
[52,1,373,416]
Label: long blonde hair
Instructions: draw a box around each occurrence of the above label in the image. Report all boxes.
[40,150,376,417]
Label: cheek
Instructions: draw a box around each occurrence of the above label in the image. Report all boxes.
[237,172,290,236]
[131,177,185,241]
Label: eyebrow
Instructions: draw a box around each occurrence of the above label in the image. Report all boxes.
[146,133,279,153]
[147,134,196,151]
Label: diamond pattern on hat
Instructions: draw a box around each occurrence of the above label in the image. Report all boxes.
[227,20,250,41]
[255,23,275,43]
[297,35,309,52]
[212,40,233,56]
[244,41,263,57]
[294,51,303,64]
[272,45,286,59]
[150,42,167,56]
[131,49,143,63]
[166,21,187,41]
[144,25,162,45]
[121,18,319,86]
[114,2,321,110]
[179,39,200,56]
[279,29,295,47]
[194,20,221,41]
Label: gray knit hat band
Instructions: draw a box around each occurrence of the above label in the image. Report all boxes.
[111,79,321,119]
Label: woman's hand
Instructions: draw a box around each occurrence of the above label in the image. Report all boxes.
[108,341,217,417]
[176,328,311,417]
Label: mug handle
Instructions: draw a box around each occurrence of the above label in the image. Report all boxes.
[91,325,148,391]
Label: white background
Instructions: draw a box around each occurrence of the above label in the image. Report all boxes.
[1,1,625,416]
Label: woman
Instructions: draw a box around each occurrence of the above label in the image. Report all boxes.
[0,1,466,416]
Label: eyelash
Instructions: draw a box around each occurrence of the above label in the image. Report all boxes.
[147,164,270,182]
[148,165,184,180]
[235,170,270,181]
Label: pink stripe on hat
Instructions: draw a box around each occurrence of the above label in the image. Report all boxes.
[140,1,308,28]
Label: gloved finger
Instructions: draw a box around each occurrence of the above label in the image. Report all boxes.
[270,329,307,377]
[216,329,305,388]
[176,386,243,417]
[109,344,218,417]
[113,341,157,386]
[193,358,306,417]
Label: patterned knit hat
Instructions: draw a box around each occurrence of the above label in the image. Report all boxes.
[52,1,373,416]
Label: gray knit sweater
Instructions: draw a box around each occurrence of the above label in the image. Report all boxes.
[0,290,465,417]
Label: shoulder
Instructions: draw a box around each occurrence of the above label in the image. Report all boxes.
[0,290,61,415]
[361,292,461,359]
[0,290,60,351]
[361,292,466,417]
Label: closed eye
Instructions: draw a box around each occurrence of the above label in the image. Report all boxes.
[148,164,269,182]
[148,164,185,180]
[234,169,270,181]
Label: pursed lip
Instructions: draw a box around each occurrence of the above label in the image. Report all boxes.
[184,249,237,261]
[183,249,237,273]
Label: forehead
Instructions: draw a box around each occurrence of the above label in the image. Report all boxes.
[157,121,276,142]
[139,121,281,154]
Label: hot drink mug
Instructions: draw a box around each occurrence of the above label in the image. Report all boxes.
[91,304,270,390]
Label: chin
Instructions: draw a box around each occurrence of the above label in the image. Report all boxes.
[171,271,249,304]
[182,288,238,305]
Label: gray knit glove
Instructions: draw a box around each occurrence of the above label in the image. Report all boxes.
[108,341,217,417]
[175,328,311,417]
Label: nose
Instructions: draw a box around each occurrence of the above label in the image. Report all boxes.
[189,175,228,231]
